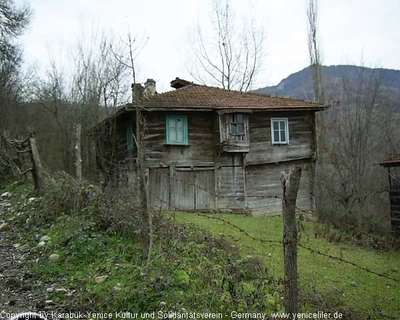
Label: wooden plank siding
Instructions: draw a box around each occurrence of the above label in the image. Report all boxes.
[148,167,169,210]
[149,166,215,211]
[143,111,215,168]
[389,190,400,237]
[246,160,314,216]
[216,153,246,212]
[246,111,315,165]
[114,109,317,215]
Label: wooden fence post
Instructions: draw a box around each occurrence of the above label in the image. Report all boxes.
[29,137,43,192]
[75,124,82,183]
[281,165,302,317]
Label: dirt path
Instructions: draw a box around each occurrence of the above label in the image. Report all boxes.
[0,193,65,318]
[0,222,45,313]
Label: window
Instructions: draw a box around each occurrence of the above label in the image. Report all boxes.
[230,113,245,135]
[271,118,289,144]
[126,118,134,150]
[166,115,188,145]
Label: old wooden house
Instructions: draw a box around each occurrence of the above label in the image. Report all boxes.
[93,78,328,216]
[380,155,400,237]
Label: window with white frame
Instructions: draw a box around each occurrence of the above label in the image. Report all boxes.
[271,118,289,144]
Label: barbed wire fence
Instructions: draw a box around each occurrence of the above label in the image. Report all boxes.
[2,132,399,317]
[142,174,400,280]
[125,162,400,315]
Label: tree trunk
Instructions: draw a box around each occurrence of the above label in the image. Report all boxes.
[281,165,302,317]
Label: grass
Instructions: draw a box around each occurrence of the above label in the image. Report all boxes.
[172,212,400,318]
[2,176,399,318]
[29,212,283,313]
[1,178,283,314]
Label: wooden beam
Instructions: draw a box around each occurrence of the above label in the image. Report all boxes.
[29,137,43,192]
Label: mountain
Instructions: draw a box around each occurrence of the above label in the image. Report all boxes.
[253,65,400,102]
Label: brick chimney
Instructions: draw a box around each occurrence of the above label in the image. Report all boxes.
[144,78,156,97]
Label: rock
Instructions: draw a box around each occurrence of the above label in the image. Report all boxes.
[1,191,12,199]
[113,286,121,292]
[46,287,54,293]
[38,241,46,247]
[49,254,60,262]
[28,197,36,202]
[40,235,51,242]
[351,281,358,287]
[18,244,29,251]
[0,223,10,232]
[94,275,107,283]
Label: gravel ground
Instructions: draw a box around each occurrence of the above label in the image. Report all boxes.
[0,193,74,319]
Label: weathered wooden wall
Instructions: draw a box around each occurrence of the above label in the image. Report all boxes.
[148,166,215,211]
[143,111,215,167]
[105,109,317,215]
[389,190,400,237]
[215,153,246,212]
[246,111,315,165]
[246,160,314,216]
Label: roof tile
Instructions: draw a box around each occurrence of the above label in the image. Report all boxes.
[143,84,328,110]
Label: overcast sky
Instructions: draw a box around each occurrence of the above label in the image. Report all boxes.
[16,0,400,93]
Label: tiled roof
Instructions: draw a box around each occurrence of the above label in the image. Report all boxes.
[380,155,400,167]
[142,84,328,111]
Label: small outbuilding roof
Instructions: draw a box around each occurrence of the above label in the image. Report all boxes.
[380,155,400,167]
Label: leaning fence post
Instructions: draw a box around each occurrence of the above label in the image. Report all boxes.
[281,165,302,317]
[29,136,43,192]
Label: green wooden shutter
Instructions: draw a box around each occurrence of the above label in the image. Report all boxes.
[126,118,134,150]
[166,115,188,144]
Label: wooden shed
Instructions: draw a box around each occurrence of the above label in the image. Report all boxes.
[91,78,328,216]
[380,155,400,237]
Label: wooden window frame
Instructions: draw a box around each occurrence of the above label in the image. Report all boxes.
[166,115,189,145]
[271,118,289,145]
[230,113,245,136]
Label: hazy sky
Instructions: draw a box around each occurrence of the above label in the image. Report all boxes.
[16,0,400,92]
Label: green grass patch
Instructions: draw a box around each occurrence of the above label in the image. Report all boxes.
[29,212,283,313]
[2,177,284,314]
[172,212,400,319]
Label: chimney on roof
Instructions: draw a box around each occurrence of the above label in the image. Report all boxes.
[144,78,156,97]
[131,83,144,105]
[170,77,192,89]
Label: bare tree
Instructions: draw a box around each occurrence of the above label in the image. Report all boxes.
[188,0,264,91]
[30,30,131,174]
[111,33,153,268]
[316,66,398,232]
[0,0,31,131]
[307,0,324,103]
